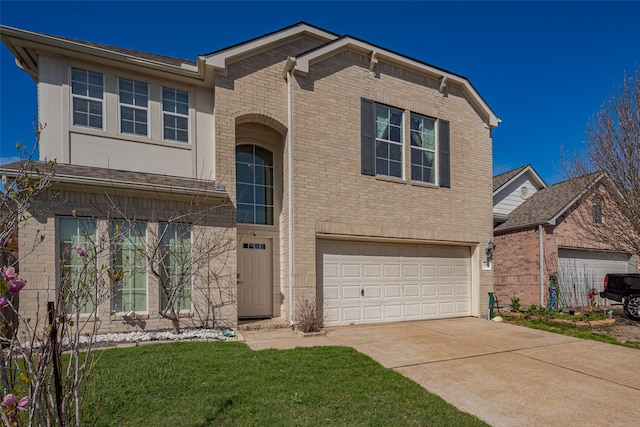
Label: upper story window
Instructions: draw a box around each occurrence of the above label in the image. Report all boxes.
[593,202,603,224]
[236,144,274,225]
[375,105,403,179]
[410,113,437,184]
[119,78,149,137]
[71,68,104,129]
[361,98,450,188]
[162,87,189,143]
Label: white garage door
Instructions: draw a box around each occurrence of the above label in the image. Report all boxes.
[558,249,631,307]
[318,241,472,326]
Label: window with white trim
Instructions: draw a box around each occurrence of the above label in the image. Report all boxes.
[119,78,149,136]
[375,105,404,178]
[58,217,97,314]
[159,223,192,312]
[410,113,437,184]
[162,87,189,143]
[71,68,104,129]
[111,221,147,314]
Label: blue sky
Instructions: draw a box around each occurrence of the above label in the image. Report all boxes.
[1,1,639,184]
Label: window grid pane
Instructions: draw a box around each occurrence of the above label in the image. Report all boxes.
[159,223,192,312]
[119,79,149,136]
[59,217,97,314]
[111,221,147,313]
[410,113,437,184]
[162,87,189,143]
[235,144,274,225]
[375,105,403,178]
[71,68,104,129]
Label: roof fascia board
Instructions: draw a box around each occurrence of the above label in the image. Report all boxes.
[205,24,337,70]
[494,220,550,233]
[0,26,204,82]
[293,37,501,128]
[493,165,547,196]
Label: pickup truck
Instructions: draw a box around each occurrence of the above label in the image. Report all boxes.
[600,273,640,321]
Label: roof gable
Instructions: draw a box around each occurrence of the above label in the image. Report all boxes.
[493,164,546,195]
[204,22,338,70]
[289,35,500,129]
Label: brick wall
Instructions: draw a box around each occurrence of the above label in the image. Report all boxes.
[214,37,494,319]
[17,186,236,336]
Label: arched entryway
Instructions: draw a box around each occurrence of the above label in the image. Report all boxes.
[235,121,284,318]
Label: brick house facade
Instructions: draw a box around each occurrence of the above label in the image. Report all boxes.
[493,170,637,309]
[1,23,500,333]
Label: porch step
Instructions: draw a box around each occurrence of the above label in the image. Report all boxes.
[237,317,290,331]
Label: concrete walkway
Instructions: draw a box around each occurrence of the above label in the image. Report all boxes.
[241,318,640,427]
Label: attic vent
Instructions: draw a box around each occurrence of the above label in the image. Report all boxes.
[520,186,529,199]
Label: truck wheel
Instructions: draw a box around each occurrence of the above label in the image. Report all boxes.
[623,296,640,321]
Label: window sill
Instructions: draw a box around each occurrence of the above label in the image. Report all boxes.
[375,175,407,185]
[111,313,150,321]
[410,180,439,189]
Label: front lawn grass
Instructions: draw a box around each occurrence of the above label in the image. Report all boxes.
[502,317,640,350]
[82,342,487,426]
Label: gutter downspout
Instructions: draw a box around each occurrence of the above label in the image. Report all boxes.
[286,67,294,326]
[539,224,544,306]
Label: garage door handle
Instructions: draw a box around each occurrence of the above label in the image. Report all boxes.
[361,289,364,297]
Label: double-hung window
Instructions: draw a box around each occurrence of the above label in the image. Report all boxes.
[361,98,450,187]
[410,113,437,184]
[71,68,104,129]
[159,223,192,312]
[375,105,404,178]
[162,87,189,143]
[119,79,149,136]
[58,217,97,314]
[111,221,147,314]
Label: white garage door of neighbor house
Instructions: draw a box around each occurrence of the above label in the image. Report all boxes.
[319,241,472,327]
[557,248,631,306]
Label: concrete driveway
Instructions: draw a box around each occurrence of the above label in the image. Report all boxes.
[241,318,640,427]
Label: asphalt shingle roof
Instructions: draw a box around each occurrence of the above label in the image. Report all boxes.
[0,161,226,198]
[493,165,528,192]
[494,173,600,232]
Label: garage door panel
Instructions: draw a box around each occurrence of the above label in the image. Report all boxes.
[439,302,454,315]
[342,264,361,278]
[439,284,454,296]
[385,305,403,319]
[342,286,361,300]
[320,241,472,326]
[364,285,382,298]
[384,284,402,298]
[405,304,420,317]
[405,284,420,297]
[364,306,383,320]
[422,265,437,277]
[403,264,419,277]
[422,284,438,296]
[363,264,381,277]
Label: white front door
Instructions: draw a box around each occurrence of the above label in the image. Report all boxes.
[238,238,273,318]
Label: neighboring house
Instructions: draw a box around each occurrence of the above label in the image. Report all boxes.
[0,22,500,333]
[493,169,637,308]
[493,164,546,227]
